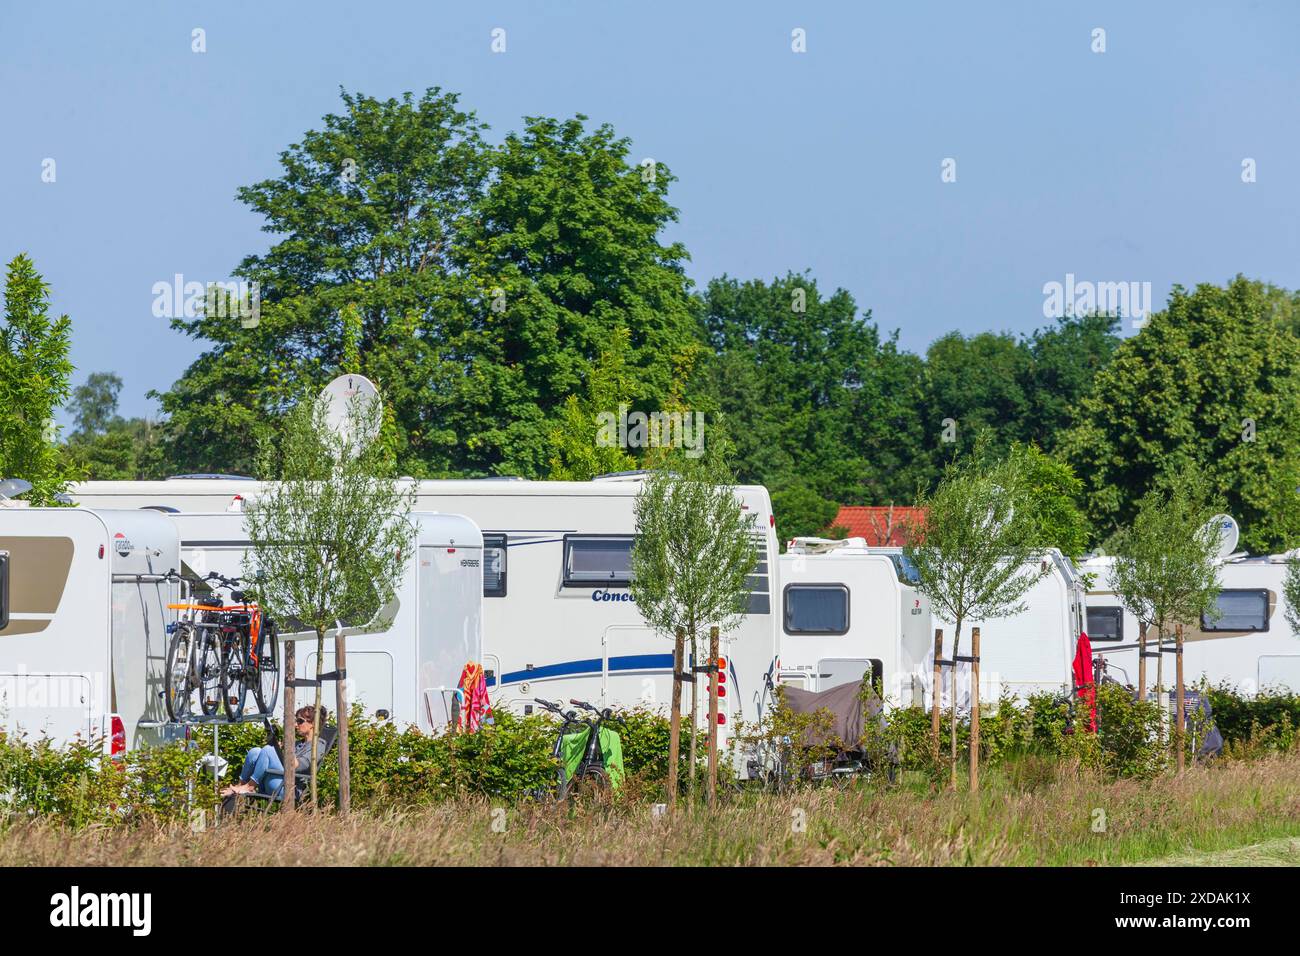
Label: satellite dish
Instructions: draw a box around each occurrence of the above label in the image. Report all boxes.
[1205,514,1240,560]
[319,374,381,455]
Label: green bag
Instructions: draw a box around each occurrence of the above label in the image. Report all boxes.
[558,725,625,790]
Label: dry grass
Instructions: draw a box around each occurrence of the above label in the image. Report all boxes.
[4,753,1300,866]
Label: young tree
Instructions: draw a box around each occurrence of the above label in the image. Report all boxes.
[0,254,74,504]
[902,443,1046,787]
[244,394,415,808]
[1284,557,1300,636]
[1109,473,1222,711]
[630,440,757,805]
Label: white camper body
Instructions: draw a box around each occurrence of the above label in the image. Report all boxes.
[165,511,484,732]
[1081,553,1300,694]
[782,540,1084,705]
[0,507,180,752]
[71,477,781,750]
[778,538,932,707]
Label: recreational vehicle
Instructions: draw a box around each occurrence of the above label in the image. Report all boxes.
[164,511,484,732]
[0,506,181,752]
[72,477,781,754]
[780,539,1085,707]
[778,538,932,706]
[1081,552,1300,694]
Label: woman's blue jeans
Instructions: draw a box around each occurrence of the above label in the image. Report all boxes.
[240,745,286,797]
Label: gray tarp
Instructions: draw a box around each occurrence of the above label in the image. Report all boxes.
[780,680,884,753]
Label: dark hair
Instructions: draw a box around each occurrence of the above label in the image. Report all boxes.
[295,705,328,725]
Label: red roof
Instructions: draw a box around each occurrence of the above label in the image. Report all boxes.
[830,506,926,546]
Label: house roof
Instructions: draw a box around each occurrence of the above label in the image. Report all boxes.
[830,506,926,546]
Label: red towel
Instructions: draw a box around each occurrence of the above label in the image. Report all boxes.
[457,662,492,732]
[1071,632,1097,733]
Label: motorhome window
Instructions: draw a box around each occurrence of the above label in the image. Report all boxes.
[0,551,8,631]
[888,554,920,585]
[483,533,507,597]
[745,540,771,615]
[1202,589,1269,632]
[563,535,634,587]
[783,584,850,635]
[1086,607,1123,642]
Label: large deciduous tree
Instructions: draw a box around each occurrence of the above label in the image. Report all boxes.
[1062,278,1300,553]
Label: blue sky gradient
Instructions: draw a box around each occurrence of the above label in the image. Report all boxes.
[2,1,1298,420]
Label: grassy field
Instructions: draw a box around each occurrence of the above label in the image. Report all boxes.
[4,753,1299,866]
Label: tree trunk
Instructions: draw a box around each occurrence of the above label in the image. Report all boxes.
[1155,627,1165,747]
[667,626,684,809]
[930,629,942,771]
[1175,624,1186,773]
[335,627,350,814]
[310,626,324,807]
[969,626,981,792]
[949,619,961,790]
[281,639,296,811]
[687,629,698,799]
[706,625,720,809]
[1137,625,1147,703]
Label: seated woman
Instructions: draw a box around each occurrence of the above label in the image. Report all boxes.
[222,705,329,799]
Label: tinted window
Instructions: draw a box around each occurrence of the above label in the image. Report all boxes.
[483,533,507,597]
[1087,607,1124,642]
[563,535,634,586]
[1203,589,1269,632]
[784,584,850,635]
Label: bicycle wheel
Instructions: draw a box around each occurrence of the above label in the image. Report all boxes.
[221,632,250,721]
[197,631,223,717]
[164,625,196,722]
[252,620,279,716]
[569,765,609,800]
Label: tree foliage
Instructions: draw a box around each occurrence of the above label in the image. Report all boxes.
[0,254,74,504]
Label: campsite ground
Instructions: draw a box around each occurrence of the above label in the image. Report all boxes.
[3,752,1298,866]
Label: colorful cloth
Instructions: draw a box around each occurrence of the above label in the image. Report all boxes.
[1071,632,1097,733]
[559,725,624,790]
[457,662,492,732]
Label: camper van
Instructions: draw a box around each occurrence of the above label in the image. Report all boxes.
[780,539,1085,706]
[0,506,181,752]
[1081,552,1300,694]
[778,538,932,706]
[164,511,484,732]
[71,476,781,752]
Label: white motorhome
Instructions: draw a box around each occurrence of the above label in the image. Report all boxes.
[1081,552,1300,694]
[778,538,932,707]
[164,511,484,732]
[780,539,1085,706]
[0,506,181,752]
[72,476,781,751]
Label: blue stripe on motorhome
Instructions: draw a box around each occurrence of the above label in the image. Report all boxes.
[497,653,674,685]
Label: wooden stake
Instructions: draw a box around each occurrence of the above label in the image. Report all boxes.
[1175,624,1186,773]
[281,639,296,812]
[969,626,981,793]
[335,630,350,814]
[931,629,942,769]
[667,626,685,809]
[706,625,720,810]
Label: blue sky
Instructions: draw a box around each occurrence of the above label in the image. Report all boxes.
[3,1,1298,421]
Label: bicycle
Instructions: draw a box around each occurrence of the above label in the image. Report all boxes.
[207,573,280,721]
[534,698,625,799]
[164,574,225,721]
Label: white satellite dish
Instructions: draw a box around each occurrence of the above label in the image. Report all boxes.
[1205,513,1240,560]
[319,374,382,454]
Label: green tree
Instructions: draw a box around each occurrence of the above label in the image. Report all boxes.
[154,88,491,476]
[630,441,757,803]
[69,372,123,437]
[0,254,74,504]
[453,115,701,477]
[1062,278,1300,553]
[919,331,1033,465]
[61,372,163,480]
[902,442,1046,786]
[1007,443,1089,558]
[770,481,843,546]
[1020,312,1122,451]
[244,395,415,808]
[1109,471,1222,704]
[546,326,637,480]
